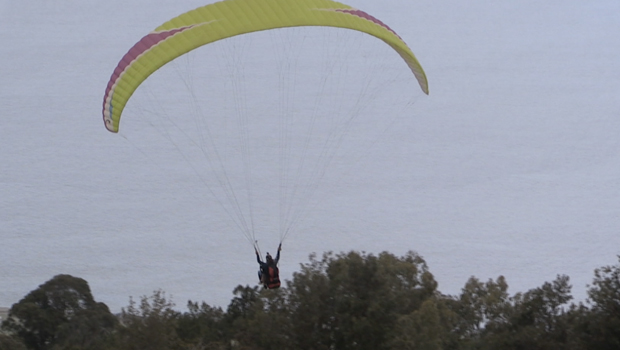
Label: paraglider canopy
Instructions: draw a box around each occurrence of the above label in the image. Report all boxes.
[101,0,429,251]
[102,0,428,133]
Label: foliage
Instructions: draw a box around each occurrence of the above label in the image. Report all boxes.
[577,256,620,350]
[114,290,184,350]
[4,252,620,350]
[294,250,437,350]
[478,275,574,350]
[1,274,116,350]
[0,333,28,350]
[176,300,225,348]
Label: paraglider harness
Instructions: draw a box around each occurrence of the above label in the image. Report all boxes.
[256,245,281,289]
[262,260,280,289]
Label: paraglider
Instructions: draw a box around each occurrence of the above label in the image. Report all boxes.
[256,244,282,289]
[102,0,428,285]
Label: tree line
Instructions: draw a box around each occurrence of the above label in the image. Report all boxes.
[1,251,619,350]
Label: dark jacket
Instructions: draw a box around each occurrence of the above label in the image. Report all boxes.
[257,249,281,289]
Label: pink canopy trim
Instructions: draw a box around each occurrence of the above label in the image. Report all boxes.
[334,9,402,40]
[103,25,196,122]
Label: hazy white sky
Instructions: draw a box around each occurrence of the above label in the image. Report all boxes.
[1,0,619,311]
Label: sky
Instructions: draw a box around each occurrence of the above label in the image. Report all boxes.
[1,0,619,312]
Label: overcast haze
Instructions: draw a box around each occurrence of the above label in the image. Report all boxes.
[1,0,619,312]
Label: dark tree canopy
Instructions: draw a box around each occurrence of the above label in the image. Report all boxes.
[2,252,620,350]
[2,274,116,350]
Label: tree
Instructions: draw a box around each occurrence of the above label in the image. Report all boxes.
[578,256,620,350]
[477,275,574,350]
[221,285,293,349]
[0,333,28,350]
[285,252,333,350]
[1,274,116,350]
[51,301,117,350]
[176,301,226,349]
[285,251,438,350]
[435,275,512,350]
[455,276,511,339]
[114,290,183,350]
[389,299,443,350]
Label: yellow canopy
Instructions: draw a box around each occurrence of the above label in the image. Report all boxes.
[102,0,428,133]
